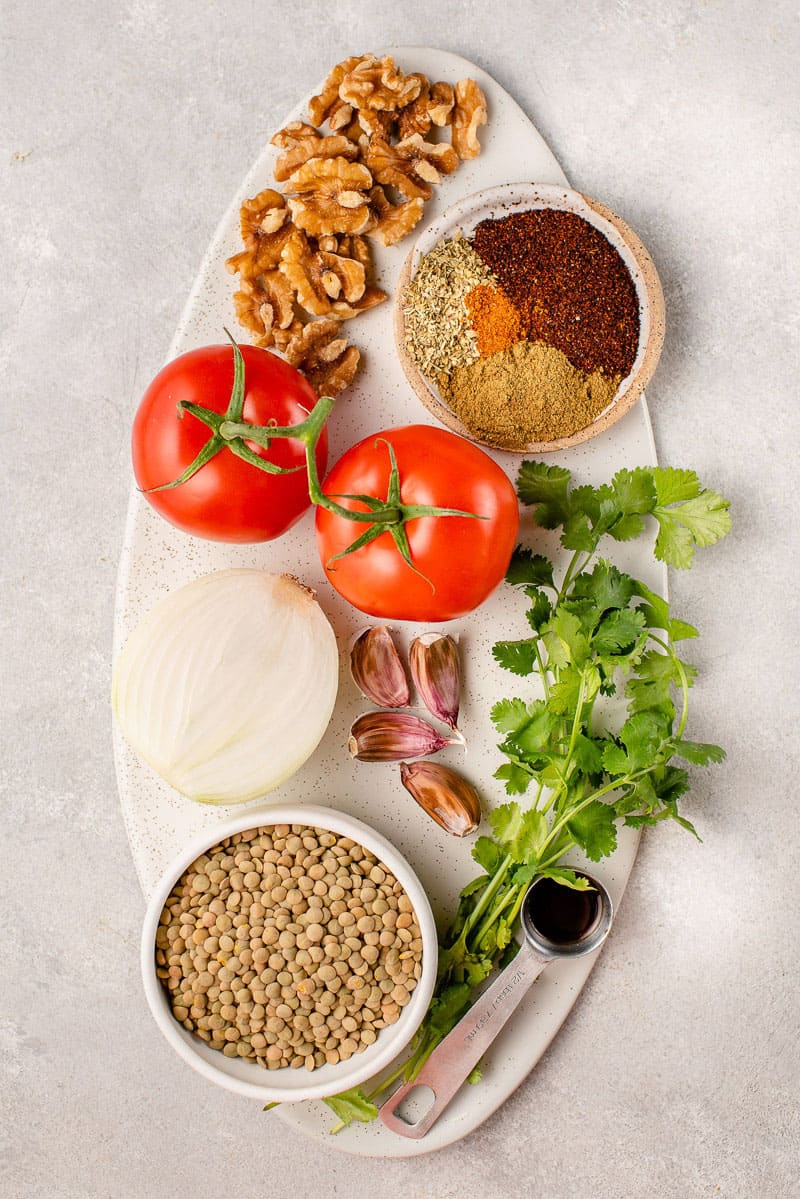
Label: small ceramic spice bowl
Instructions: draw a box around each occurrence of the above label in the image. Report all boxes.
[141,804,438,1104]
[394,182,665,453]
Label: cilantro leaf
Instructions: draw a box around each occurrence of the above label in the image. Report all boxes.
[609,513,647,541]
[516,461,572,525]
[462,953,496,987]
[542,609,591,668]
[548,665,596,716]
[612,467,657,515]
[490,802,547,863]
[663,804,700,838]
[472,835,503,874]
[460,874,490,899]
[673,739,726,765]
[493,639,537,676]
[547,670,583,716]
[511,862,539,889]
[490,697,531,735]
[494,761,535,794]
[626,649,696,713]
[567,800,618,860]
[649,470,731,568]
[651,764,691,805]
[560,508,597,551]
[619,710,672,769]
[562,483,620,551]
[526,588,553,632]
[509,702,560,757]
[592,608,647,655]
[651,466,701,505]
[571,733,605,775]
[668,617,700,642]
[572,560,635,612]
[602,740,630,775]
[662,491,732,547]
[323,1087,378,1130]
[426,983,472,1038]
[537,867,595,890]
[630,579,699,642]
[506,546,555,588]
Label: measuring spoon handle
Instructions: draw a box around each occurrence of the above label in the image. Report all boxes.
[380,945,551,1140]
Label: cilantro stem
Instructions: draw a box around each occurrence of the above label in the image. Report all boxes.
[558,550,592,602]
[538,768,654,857]
[557,550,581,602]
[506,882,532,926]
[536,840,577,872]
[533,640,552,697]
[566,671,587,761]
[650,633,691,738]
[456,854,513,950]
[472,884,517,949]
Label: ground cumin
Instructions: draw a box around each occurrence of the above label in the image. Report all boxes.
[440,339,621,448]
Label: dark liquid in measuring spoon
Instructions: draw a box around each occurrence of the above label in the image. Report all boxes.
[526,877,601,944]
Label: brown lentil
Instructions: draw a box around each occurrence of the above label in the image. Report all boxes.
[156,825,423,1074]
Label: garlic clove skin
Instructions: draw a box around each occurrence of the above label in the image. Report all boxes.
[409,632,461,733]
[399,761,481,837]
[349,712,458,762]
[350,626,410,708]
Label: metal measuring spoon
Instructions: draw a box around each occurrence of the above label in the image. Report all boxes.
[379,870,613,1139]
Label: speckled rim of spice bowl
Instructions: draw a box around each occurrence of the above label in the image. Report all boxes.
[394,182,666,453]
[140,804,438,1104]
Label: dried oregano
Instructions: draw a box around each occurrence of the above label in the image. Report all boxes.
[402,234,496,381]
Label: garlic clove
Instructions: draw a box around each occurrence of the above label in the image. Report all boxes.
[409,632,461,734]
[399,761,481,837]
[349,712,458,762]
[350,626,410,708]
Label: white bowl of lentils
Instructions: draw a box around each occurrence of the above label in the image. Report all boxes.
[141,805,438,1103]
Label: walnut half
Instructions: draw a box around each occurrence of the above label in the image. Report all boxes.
[338,55,422,112]
[366,186,424,247]
[270,124,360,183]
[451,79,488,160]
[365,134,458,201]
[396,78,455,138]
[233,273,295,347]
[279,228,366,316]
[307,55,364,128]
[285,157,373,237]
[283,319,360,397]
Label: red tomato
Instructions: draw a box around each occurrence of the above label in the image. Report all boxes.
[315,425,519,621]
[132,344,325,542]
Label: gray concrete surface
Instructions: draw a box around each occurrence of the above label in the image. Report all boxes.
[2,2,798,1196]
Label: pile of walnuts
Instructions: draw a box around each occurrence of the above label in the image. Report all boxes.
[226,54,488,396]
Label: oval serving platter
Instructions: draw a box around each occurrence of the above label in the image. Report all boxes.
[112,46,665,1157]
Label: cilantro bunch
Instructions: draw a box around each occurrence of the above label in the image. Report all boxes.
[321,463,731,1132]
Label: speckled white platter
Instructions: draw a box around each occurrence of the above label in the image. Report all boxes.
[113,47,665,1157]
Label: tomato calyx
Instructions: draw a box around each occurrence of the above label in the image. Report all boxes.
[154,334,485,577]
[145,330,305,493]
[321,436,488,584]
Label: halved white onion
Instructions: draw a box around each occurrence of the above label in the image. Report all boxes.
[112,570,339,805]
